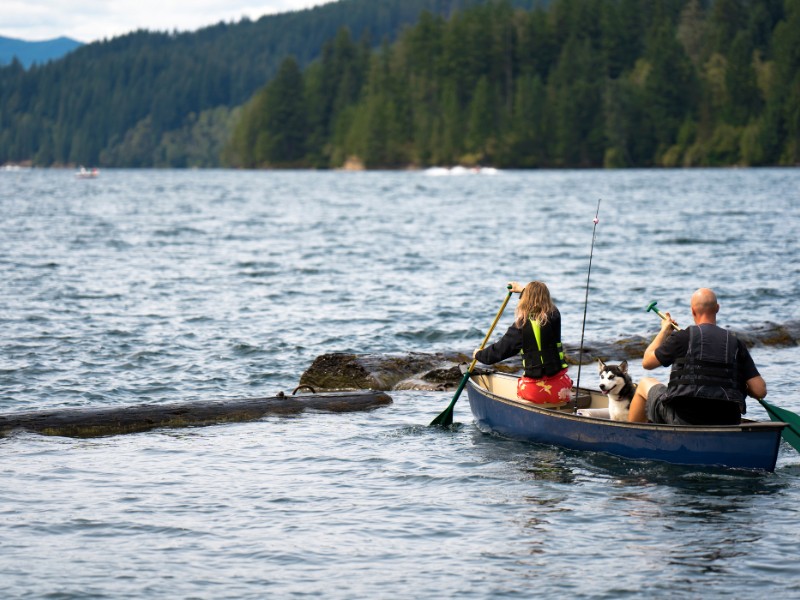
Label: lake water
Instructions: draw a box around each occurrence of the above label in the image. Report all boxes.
[1,168,799,598]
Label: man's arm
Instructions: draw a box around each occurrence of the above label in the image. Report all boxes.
[745,375,767,399]
[642,313,677,370]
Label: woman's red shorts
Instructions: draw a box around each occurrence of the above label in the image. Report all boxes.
[517,368,572,404]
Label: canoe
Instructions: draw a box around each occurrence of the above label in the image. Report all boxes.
[465,371,786,471]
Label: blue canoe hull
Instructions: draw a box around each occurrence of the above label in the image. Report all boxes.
[466,373,784,471]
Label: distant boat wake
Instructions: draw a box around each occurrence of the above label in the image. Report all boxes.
[424,165,500,176]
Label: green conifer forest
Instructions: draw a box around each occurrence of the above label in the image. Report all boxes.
[228,0,800,169]
[1,0,798,169]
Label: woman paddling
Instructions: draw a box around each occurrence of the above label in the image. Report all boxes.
[473,281,572,404]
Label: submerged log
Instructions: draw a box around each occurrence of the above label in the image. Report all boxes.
[0,391,392,438]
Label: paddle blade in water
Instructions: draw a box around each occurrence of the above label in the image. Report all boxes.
[429,372,470,427]
[429,402,455,427]
[758,398,800,453]
[430,288,512,428]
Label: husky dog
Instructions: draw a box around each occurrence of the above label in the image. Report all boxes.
[597,359,637,421]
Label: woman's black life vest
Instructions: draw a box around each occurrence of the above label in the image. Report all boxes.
[520,317,568,379]
[663,324,745,412]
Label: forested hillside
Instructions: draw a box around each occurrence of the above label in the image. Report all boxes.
[228,0,800,169]
[0,0,537,168]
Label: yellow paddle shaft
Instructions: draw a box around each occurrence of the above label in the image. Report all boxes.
[468,289,514,371]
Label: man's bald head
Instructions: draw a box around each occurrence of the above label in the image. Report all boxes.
[691,288,719,323]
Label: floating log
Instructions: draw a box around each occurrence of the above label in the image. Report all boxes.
[0,390,392,438]
[300,321,800,392]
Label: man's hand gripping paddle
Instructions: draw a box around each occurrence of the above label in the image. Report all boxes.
[645,300,680,330]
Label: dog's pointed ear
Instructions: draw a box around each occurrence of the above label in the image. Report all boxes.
[597,359,605,372]
[620,360,628,373]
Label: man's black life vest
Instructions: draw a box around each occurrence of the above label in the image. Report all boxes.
[663,324,745,412]
[520,317,568,379]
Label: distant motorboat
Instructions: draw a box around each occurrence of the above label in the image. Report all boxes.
[76,166,99,179]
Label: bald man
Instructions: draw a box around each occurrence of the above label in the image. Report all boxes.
[629,288,767,425]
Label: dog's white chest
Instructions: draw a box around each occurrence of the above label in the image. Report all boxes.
[607,396,630,421]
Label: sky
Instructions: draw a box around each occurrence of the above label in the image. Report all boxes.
[0,1,334,43]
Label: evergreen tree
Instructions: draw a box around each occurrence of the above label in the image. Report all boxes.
[600,0,629,78]
[439,81,463,164]
[259,57,307,166]
[467,76,494,158]
[643,21,697,155]
[725,31,762,126]
[548,34,604,166]
[769,0,800,163]
[677,0,710,67]
[711,0,747,53]
[506,73,547,167]
[516,7,558,83]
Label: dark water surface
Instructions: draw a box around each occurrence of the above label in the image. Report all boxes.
[1,168,799,598]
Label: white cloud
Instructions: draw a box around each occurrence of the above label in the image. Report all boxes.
[0,0,332,43]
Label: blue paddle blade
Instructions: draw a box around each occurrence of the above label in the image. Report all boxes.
[758,398,800,453]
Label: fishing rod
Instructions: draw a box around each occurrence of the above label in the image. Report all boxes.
[574,199,600,407]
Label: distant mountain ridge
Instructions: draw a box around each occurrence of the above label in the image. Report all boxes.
[0,35,83,68]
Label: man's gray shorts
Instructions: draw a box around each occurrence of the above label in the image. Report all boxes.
[646,383,692,425]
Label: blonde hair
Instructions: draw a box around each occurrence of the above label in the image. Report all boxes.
[514,281,556,328]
